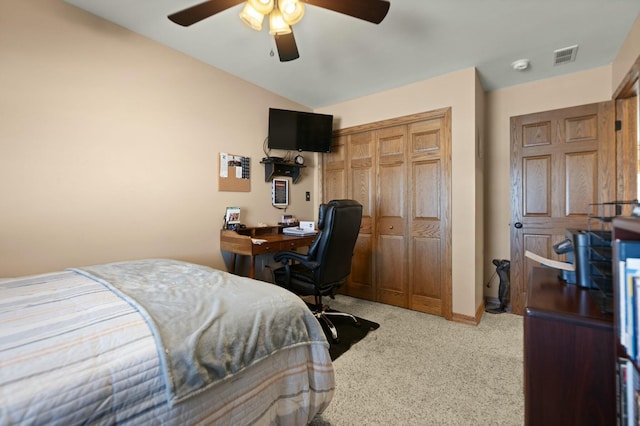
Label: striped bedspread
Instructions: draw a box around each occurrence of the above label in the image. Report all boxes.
[0,266,335,425]
[71,259,330,406]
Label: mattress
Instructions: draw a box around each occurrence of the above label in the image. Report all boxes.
[0,263,335,425]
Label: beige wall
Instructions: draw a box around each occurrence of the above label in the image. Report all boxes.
[613,13,640,94]
[316,68,481,317]
[475,72,486,312]
[0,1,315,277]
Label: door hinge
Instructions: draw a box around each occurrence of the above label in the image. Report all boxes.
[615,120,622,131]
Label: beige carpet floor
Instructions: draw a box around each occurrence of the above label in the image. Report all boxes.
[310,295,524,426]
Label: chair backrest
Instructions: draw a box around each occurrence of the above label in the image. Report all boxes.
[310,199,363,289]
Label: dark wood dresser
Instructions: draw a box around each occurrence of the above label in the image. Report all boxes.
[524,267,614,425]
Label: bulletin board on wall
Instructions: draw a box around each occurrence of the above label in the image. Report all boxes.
[218,152,251,192]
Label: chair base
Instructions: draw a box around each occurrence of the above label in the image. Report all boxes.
[311,300,360,343]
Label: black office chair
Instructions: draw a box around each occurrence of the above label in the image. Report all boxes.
[272,199,363,342]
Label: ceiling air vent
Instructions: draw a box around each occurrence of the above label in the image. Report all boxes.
[553,45,578,66]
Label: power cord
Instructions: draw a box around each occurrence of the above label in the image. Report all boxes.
[485,269,498,288]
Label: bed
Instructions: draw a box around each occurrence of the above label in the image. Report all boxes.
[0,259,334,425]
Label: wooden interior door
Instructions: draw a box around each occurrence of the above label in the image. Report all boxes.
[510,101,615,315]
[376,125,409,307]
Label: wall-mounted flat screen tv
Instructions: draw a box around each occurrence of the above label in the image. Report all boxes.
[268,108,334,153]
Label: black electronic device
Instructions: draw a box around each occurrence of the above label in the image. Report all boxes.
[261,156,284,163]
[267,108,334,153]
[553,238,573,254]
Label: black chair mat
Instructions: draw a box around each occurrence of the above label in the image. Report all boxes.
[308,305,380,360]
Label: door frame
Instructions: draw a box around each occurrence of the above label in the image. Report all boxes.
[613,54,640,202]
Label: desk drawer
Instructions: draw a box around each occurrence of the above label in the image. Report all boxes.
[252,237,314,255]
[252,243,281,254]
[282,238,313,250]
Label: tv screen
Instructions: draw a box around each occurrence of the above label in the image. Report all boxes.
[268,108,333,153]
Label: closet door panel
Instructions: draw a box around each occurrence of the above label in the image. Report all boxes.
[376,126,408,307]
[408,112,451,318]
[350,131,375,217]
[410,159,444,315]
[413,160,440,220]
[350,233,374,299]
[377,234,407,307]
[323,135,347,201]
[347,131,376,300]
[325,135,347,169]
[412,237,442,313]
[377,163,405,235]
[323,169,346,201]
[409,117,442,153]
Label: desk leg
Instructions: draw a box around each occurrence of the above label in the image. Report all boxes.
[249,256,255,279]
[228,253,255,278]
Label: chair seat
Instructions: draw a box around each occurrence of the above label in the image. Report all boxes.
[272,264,337,296]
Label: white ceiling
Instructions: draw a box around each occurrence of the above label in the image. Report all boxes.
[65,0,640,109]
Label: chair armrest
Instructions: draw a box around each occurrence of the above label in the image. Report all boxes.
[273,250,309,263]
[273,251,320,270]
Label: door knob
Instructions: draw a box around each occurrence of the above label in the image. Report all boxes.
[514,222,523,229]
[389,225,394,229]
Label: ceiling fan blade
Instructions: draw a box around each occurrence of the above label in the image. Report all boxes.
[168,0,244,27]
[303,0,390,24]
[275,31,300,62]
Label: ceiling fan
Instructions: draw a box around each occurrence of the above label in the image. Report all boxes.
[168,0,391,62]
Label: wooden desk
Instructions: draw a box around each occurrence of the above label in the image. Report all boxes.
[220,226,316,278]
[524,267,614,425]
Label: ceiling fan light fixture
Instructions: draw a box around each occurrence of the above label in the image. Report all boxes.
[169,0,391,63]
[269,9,291,35]
[247,0,274,15]
[240,3,265,31]
[280,0,304,25]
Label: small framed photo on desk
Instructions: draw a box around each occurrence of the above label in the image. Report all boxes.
[225,207,241,230]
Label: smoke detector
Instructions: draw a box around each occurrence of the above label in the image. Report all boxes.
[511,59,530,71]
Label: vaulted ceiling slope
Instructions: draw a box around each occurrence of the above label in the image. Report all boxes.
[65,0,640,108]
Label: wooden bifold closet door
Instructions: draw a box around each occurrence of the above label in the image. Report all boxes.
[322,109,452,319]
